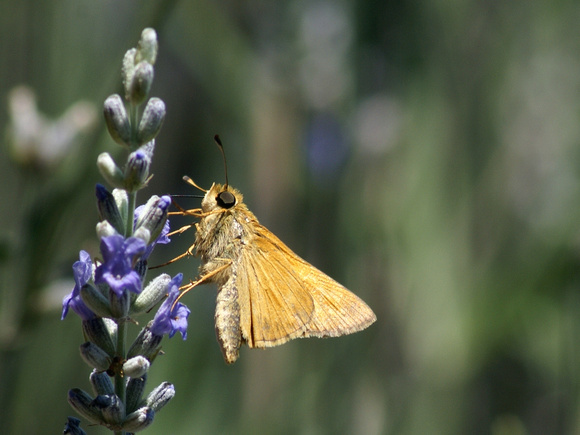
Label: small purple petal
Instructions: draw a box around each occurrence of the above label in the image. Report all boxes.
[167,304,190,339]
[62,251,93,320]
[94,235,146,297]
[69,293,96,321]
[150,274,189,339]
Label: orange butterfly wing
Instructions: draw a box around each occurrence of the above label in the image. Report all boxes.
[237,224,376,349]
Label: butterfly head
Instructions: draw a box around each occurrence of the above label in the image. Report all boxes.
[202,183,243,214]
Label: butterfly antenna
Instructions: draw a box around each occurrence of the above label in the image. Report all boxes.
[182,175,207,193]
[171,194,205,199]
[214,134,229,189]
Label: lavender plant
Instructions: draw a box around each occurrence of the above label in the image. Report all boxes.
[61,28,189,434]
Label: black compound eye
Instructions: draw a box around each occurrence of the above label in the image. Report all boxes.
[217,191,236,209]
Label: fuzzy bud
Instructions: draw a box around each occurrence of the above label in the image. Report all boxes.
[96,220,119,239]
[136,28,158,65]
[137,98,165,144]
[63,416,86,435]
[79,342,112,371]
[80,283,114,320]
[81,317,116,356]
[127,323,162,361]
[122,48,137,98]
[97,153,125,189]
[103,94,131,146]
[101,394,125,426]
[131,273,171,315]
[146,382,175,412]
[124,149,151,192]
[112,188,129,223]
[95,184,124,234]
[128,62,154,106]
[123,356,150,378]
[122,407,155,432]
[67,389,102,425]
[126,374,147,414]
[89,369,115,397]
[134,195,171,243]
[109,289,131,319]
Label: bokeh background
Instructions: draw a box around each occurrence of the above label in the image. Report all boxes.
[2,1,580,434]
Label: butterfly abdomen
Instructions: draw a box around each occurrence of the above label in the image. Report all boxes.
[214,273,242,364]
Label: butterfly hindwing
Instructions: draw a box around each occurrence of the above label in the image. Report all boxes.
[237,223,375,348]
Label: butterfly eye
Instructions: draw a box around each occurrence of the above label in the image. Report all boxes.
[217,191,236,209]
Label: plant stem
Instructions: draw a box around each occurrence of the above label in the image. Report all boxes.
[126,192,136,237]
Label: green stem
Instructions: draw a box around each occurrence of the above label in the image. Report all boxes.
[126,191,137,237]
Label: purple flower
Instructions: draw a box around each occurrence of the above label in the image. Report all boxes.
[150,273,190,339]
[94,234,146,297]
[62,251,94,320]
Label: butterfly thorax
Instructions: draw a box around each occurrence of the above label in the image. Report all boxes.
[195,183,258,286]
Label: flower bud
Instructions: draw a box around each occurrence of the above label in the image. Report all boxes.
[122,48,137,97]
[126,373,147,413]
[124,149,151,192]
[95,184,124,234]
[112,188,129,223]
[80,283,114,319]
[134,195,171,243]
[109,288,131,319]
[137,98,165,144]
[133,227,151,245]
[79,342,112,371]
[96,220,119,239]
[131,273,171,315]
[90,369,114,396]
[127,323,162,361]
[122,407,154,432]
[67,388,102,425]
[123,356,150,378]
[63,416,86,435]
[102,318,118,337]
[101,394,125,425]
[128,62,154,106]
[103,94,131,146]
[81,317,116,356]
[91,394,112,409]
[146,382,175,412]
[136,28,158,65]
[97,153,125,189]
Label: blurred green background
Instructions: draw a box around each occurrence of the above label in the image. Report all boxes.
[1,1,580,434]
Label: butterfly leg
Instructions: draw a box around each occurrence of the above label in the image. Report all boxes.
[172,259,232,305]
[167,223,195,236]
[148,241,196,269]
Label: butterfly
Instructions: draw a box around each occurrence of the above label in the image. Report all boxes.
[171,137,376,364]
